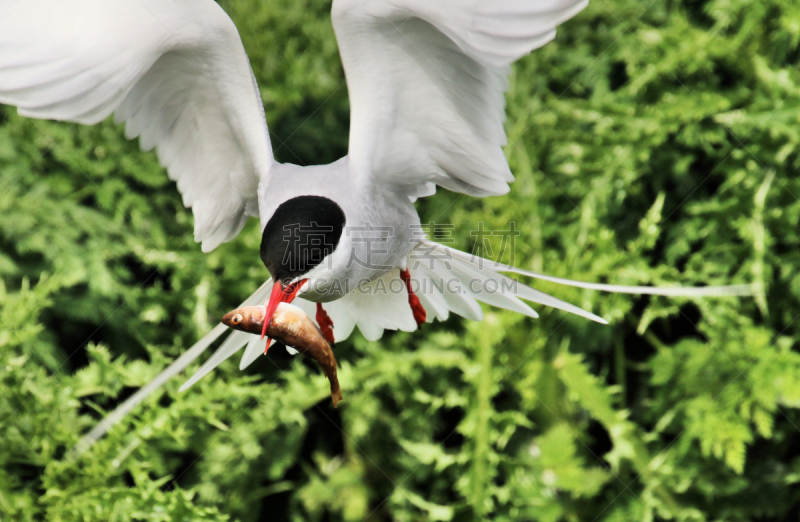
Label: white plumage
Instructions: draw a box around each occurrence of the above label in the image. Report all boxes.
[0,0,272,251]
[334,0,588,198]
[0,0,752,452]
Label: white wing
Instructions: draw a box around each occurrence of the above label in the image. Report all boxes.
[332,0,587,199]
[0,0,273,251]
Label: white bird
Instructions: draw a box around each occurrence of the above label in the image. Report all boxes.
[0,0,751,451]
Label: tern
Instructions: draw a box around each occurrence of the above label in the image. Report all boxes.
[0,0,751,452]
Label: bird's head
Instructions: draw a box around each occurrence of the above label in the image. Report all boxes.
[258,195,346,339]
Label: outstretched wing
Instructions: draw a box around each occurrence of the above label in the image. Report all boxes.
[0,0,274,251]
[332,0,587,199]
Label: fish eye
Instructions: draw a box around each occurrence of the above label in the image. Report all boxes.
[231,314,243,325]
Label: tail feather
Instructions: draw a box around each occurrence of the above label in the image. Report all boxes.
[413,277,450,322]
[71,280,274,457]
[442,245,754,297]
[450,262,540,319]
[428,260,484,320]
[450,251,606,322]
[74,241,752,455]
[71,323,229,457]
[179,330,251,392]
[502,266,755,297]
[239,333,267,370]
[415,241,608,323]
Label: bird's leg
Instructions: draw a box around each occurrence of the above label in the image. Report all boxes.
[400,268,426,327]
[316,303,335,344]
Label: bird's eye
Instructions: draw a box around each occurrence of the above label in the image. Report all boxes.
[232,314,243,324]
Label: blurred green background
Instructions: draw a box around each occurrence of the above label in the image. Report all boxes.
[2,0,800,520]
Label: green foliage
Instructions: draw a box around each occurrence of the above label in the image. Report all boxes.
[2,0,800,519]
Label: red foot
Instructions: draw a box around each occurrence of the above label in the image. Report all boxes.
[316,303,335,345]
[400,268,426,327]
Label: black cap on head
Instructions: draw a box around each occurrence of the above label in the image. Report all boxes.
[260,195,346,284]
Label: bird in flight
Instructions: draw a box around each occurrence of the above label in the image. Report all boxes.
[0,0,750,450]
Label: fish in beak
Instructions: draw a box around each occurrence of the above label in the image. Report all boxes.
[261,279,307,351]
[222,302,342,407]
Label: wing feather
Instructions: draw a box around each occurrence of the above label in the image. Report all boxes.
[0,0,274,251]
[332,0,587,198]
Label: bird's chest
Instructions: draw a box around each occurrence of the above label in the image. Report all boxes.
[302,191,420,301]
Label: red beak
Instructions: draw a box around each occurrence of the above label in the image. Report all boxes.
[261,279,306,352]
